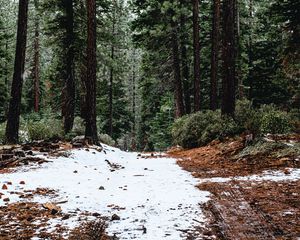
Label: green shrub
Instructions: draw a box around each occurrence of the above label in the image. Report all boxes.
[172,110,239,149]
[27,118,63,141]
[259,107,291,134]
[236,101,293,135]
[72,117,85,135]
[99,134,116,146]
[0,122,5,144]
[235,99,261,134]
[289,108,300,132]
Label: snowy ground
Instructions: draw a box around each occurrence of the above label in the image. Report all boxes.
[0,145,211,239]
[198,168,300,184]
[1,144,299,239]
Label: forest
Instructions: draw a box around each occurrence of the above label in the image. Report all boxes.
[0,0,298,150]
[0,0,299,239]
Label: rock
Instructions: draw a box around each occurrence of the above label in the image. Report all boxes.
[22,145,32,151]
[51,208,59,215]
[99,186,105,190]
[71,136,89,148]
[19,181,25,185]
[111,214,121,221]
[2,184,8,190]
[3,197,10,202]
[72,135,85,142]
[1,154,14,160]
[12,149,26,157]
[26,151,33,156]
[92,212,101,217]
[73,170,78,174]
[42,203,62,215]
[62,214,70,220]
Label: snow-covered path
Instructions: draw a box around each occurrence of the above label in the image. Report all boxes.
[0,145,211,239]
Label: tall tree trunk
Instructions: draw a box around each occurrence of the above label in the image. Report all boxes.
[131,51,136,151]
[193,0,201,112]
[171,22,185,118]
[62,0,75,134]
[180,14,191,114]
[80,56,87,120]
[33,0,40,113]
[85,0,99,144]
[210,0,220,111]
[5,0,29,144]
[248,0,254,99]
[221,0,236,117]
[108,21,115,138]
[235,0,243,99]
[5,40,9,92]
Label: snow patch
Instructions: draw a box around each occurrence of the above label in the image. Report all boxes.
[198,168,300,183]
[0,144,211,239]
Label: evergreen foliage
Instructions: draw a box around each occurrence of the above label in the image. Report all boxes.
[0,0,298,148]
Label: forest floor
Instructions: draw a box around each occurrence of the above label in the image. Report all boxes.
[0,141,212,240]
[169,134,300,239]
[0,134,299,239]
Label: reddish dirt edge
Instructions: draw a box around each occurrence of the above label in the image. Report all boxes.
[169,136,300,240]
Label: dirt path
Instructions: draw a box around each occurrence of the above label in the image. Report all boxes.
[1,137,299,239]
[200,180,300,240]
[170,137,300,240]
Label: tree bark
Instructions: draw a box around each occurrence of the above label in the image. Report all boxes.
[131,50,136,151]
[62,0,75,134]
[210,0,220,111]
[180,13,191,114]
[108,20,115,138]
[248,0,254,99]
[193,0,201,112]
[85,0,99,144]
[171,21,185,118]
[5,0,29,144]
[221,0,236,117]
[235,0,243,99]
[33,0,40,113]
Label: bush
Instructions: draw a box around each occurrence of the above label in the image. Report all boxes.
[172,110,239,149]
[99,133,116,146]
[72,117,85,135]
[0,122,5,144]
[26,118,63,141]
[236,101,293,135]
[235,99,260,134]
[259,106,292,134]
[289,108,300,132]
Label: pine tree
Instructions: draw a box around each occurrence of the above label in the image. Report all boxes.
[171,20,184,118]
[193,0,201,112]
[210,0,220,110]
[85,0,99,144]
[62,0,76,134]
[33,0,40,112]
[5,0,29,143]
[221,0,236,116]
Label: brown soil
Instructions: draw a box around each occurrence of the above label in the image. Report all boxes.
[169,135,300,178]
[169,134,300,240]
[0,202,68,239]
[200,180,300,240]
